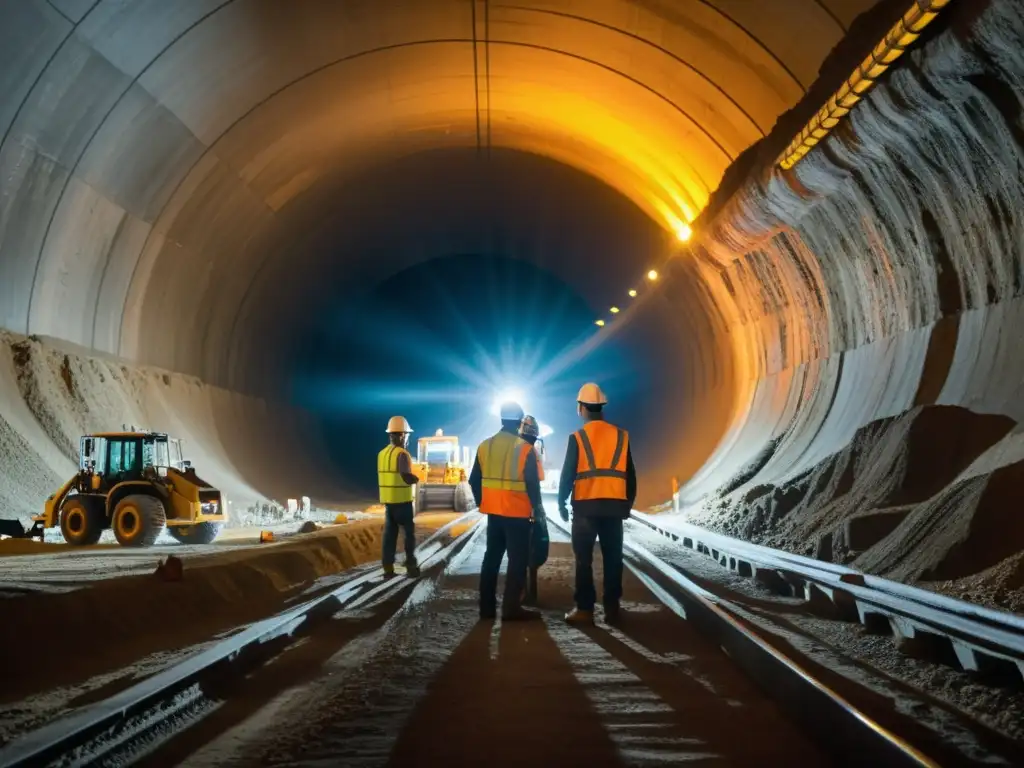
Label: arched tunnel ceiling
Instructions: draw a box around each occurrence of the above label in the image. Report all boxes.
[1,0,879,383]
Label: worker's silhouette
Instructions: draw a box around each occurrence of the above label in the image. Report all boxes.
[519,414,550,604]
[469,401,543,621]
[558,383,637,625]
[378,416,420,577]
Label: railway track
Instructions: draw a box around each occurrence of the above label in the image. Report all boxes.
[544,513,943,767]
[4,507,1020,767]
[0,512,482,768]
[628,512,1024,685]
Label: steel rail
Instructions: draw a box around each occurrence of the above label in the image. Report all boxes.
[546,511,938,767]
[0,512,481,768]
[630,511,1024,683]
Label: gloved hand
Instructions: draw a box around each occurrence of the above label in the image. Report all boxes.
[533,506,546,522]
[559,506,569,523]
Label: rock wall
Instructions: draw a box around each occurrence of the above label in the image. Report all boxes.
[0,331,362,527]
[681,0,1024,599]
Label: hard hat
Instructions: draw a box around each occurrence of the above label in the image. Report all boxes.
[499,401,525,421]
[577,382,608,405]
[520,415,540,438]
[386,416,413,433]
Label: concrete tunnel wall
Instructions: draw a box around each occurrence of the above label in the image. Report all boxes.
[6,0,1022,522]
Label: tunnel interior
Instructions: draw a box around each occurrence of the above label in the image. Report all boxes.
[282,146,720,504]
[4,0,1024,588]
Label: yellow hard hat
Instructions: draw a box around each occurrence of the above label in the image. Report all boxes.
[386,416,413,433]
[576,382,608,406]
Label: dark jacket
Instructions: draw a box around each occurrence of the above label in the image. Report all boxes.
[395,448,420,486]
[557,421,637,519]
[469,425,543,512]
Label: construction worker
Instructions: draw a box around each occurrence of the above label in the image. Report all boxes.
[378,416,420,578]
[469,401,543,621]
[558,383,636,625]
[519,415,550,605]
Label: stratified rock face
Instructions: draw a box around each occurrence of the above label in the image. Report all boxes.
[683,0,1024,593]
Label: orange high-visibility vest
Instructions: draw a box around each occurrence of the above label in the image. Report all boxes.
[573,421,629,501]
[533,445,545,482]
[477,430,533,518]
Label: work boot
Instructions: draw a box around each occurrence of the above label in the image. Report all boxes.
[406,561,420,578]
[480,605,497,621]
[382,564,395,577]
[564,607,595,625]
[502,606,542,622]
[603,603,622,625]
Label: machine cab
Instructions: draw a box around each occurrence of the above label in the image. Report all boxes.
[79,430,189,489]
[415,429,471,485]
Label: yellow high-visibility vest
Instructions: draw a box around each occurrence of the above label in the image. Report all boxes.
[477,430,532,518]
[378,445,414,504]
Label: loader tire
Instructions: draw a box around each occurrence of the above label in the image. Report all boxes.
[112,495,166,547]
[168,521,223,545]
[60,497,104,546]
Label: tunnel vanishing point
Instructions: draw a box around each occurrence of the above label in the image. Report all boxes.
[3,0,1024,581]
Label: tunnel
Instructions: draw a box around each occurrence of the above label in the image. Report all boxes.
[3,0,1024,584]
[7,2,1024,765]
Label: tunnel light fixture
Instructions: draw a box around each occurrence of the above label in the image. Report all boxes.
[777,0,953,170]
[610,306,620,314]
[595,319,606,327]
[628,289,637,298]
[647,269,659,281]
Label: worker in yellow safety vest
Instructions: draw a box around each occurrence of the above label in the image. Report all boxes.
[557,383,636,625]
[378,416,421,577]
[468,401,543,621]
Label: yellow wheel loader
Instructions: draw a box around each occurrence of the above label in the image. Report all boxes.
[15,431,226,547]
[412,429,475,512]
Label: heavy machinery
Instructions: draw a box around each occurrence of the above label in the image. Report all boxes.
[412,429,474,512]
[15,430,226,547]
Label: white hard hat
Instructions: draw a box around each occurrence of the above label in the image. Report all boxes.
[499,401,525,421]
[576,382,608,406]
[386,416,413,433]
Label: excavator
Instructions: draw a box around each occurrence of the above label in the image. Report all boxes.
[412,429,475,512]
[0,429,226,547]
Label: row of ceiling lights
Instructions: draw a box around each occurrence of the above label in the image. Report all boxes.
[594,269,659,326]
[593,218,692,327]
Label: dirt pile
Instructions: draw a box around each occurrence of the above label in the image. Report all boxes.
[0,331,360,529]
[689,405,1022,601]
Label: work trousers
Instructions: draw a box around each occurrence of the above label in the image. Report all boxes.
[572,514,624,611]
[479,514,531,614]
[382,502,416,567]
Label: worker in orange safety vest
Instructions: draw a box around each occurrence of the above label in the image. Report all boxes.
[557,383,636,625]
[469,401,543,621]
